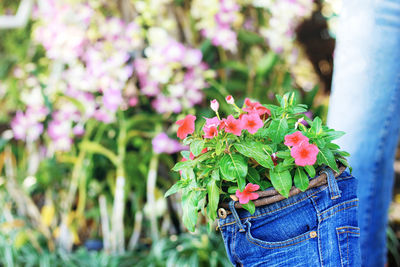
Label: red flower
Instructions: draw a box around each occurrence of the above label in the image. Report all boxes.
[241,113,264,134]
[223,115,243,136]
[284,131,309,147]
[203,117,220,139]
[236,183,260,204]
[291,142,319,166]
[204,126,218,139]
[176,115,196,139]
[243,98,271,117]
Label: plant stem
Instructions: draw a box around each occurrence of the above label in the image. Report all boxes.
[147,124,161,241]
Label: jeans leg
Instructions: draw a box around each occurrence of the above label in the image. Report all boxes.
[328,0,400,265]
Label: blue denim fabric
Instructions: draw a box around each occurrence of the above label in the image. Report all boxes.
[218,170,360,266]
[328,0,400,265]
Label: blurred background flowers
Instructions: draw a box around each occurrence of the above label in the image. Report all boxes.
[2,0,398,266]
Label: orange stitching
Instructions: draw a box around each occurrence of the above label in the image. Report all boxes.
[337,230,344,267]
[246,235,312,249]
[247,229,311,246]
[338,231,360,236]
[321,204,358,221]
[320,199,359,215]
[336,226,360,231]
[219,185,329,228]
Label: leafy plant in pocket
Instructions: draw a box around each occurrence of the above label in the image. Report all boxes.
[166,92,350,232]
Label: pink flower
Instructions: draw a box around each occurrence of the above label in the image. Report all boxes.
[203,116,220,139]
[241,113,264,134]
[226,95,235,105]
[243,98,271,117]
[176,115,196,139]
[284,131,309,147]
[210,99,219,112]
[223,115,243,136]
[291,142,319,166]
[236,183,260,204]
[204,126,218,139]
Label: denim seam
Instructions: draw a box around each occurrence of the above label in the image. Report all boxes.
[245,235,313,250]
[336,228,345,267]
[219,185,329,228]
[246,225,313,246]
[311,197,324,267]
[319,199,359,216]
[336,226,360,231]
[233,224,241,265]
[320,204,358,222]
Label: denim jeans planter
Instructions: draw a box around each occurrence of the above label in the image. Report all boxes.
[218,169,361,267]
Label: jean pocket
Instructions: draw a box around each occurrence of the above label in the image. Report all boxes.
[336,226,361,267]
[245,220,318,250]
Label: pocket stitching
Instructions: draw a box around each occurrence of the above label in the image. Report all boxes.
[321,204,358,222]
[245,220,315,250]
[336,226,360,267]
[246,233,312,250]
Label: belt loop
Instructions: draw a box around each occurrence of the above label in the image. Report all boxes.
[322,167,341,199]
[229,200,245,232]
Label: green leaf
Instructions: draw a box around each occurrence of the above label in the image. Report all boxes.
[269,169,292,198]
[172,160,194,171]
[238,29,264,44]
[247,167,261,184]
[337,150,350,157]
[181,190,201,232]
[242,201,256,214]
[165,181,184,197]
[310,117,322,135]
[234,142,274,168]
[325,130,346,141]
[219,154,248,188]
[294,168,309,192]
[276,151,291,159]
[260,180,273,190]
[268,118,288,143]
[181,150,190,160]
[228,186,238,194]
[326,142,340,150]
[190,139,205,157]
[211,169,220,181]
[337,157,352,173]
[304,165,316,178]
[237,175,246,192]
[317,147,339,173]
[207,179,220,221]
[215,140,225,156]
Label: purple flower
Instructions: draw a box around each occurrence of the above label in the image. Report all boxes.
[103,88,123,112]
[152,133,186,154]
[11,111,43,142]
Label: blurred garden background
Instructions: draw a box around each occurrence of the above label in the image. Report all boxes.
[1,0,399,266]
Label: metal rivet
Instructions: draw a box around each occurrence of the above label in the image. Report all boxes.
[218,208,227,219]
[310,231,317,238]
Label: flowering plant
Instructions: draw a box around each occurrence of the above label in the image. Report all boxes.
[166,93,350,231]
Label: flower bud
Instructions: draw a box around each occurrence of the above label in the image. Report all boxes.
[226,95,235,105]
[210,99,219,112]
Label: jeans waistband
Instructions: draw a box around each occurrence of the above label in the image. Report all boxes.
[218,168,352,229]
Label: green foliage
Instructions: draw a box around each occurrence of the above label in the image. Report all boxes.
[169,92,350,231]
